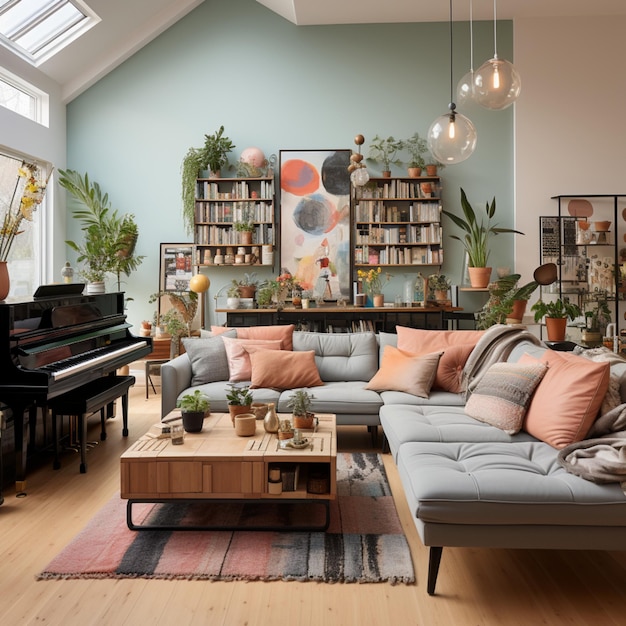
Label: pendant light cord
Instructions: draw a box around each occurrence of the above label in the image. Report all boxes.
[469,0,473,71]
[448,0,454,107]
[492,0,498,58]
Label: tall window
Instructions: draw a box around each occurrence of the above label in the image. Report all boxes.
[0,151,47,297]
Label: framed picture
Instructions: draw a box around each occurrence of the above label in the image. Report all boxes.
[159,243,194,292]
[279,149,352,301]
[157,243,202,331]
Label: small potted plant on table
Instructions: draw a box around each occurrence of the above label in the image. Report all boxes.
[287,390,316,429]
[176,389,210,433]
[226,383,254,425]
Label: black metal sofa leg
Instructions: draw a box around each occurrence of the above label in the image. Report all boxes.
[427,546,443,595]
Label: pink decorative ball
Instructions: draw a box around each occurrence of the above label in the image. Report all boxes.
[240,147,265,168]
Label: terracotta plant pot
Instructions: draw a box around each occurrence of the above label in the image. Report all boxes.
[468,267,492,289]
[372,294,384,307]
[408,167,422,178]
[241,231,253,245]
[293,413,315,429]
[506,299,528,324]
[229,404,252,426]
[238,285,256,299]
[545,317,567,341]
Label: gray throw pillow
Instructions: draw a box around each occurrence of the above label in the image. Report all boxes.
[181,330,236,385]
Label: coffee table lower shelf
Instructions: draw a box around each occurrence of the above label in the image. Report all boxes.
[126,497,330,532]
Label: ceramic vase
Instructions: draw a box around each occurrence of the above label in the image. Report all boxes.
[0,261,9,300]
[263,402,279,433]
[373,294,384,307]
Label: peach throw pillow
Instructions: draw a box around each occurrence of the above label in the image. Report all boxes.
[222,337,282,382]
[395,327,480,393]
[366,346,442,398]
[520,351,610,449]
[248,350,323,389]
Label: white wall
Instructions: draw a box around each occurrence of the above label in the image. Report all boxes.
[0,51,67,283]
[515,15,626,312]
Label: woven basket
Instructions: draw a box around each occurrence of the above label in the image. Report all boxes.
[234,414,256,437]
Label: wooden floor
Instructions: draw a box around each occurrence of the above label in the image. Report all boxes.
[2,367,626,626]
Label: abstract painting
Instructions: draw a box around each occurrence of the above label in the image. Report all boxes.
[279,149,352,301]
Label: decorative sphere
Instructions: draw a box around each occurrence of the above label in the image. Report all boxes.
[473,57,521,110]
[354,134,365,145]
[350,167,370,187]
[189,274,210,293]
[239,147,266,167]
[427,112,477,164]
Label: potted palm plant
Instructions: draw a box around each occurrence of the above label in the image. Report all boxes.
[531,298,582,341]
[442,188,524,288]
[60,169,144,293]
[367,135,403,177]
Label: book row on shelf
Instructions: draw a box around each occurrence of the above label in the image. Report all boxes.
[292,319,378,333]
[195,224,275,246]
[197,179,274,200]
[355,179,440,199]
[355,245,443,265]
[356,224,441,245]
[354,201,441,223]
[194,201,273,224]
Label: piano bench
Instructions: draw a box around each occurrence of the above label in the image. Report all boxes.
[50,375,136,474]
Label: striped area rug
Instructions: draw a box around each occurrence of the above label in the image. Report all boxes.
[37,452,414,584]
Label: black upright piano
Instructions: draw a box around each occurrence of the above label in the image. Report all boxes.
[0,289,152,493]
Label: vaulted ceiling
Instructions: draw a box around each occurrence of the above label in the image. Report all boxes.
[16,0,626,102]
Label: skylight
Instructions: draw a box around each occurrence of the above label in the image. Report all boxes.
[0,0,100,66]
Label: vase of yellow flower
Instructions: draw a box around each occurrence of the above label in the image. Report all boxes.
[357,267,390,307]
[0,161,50,299]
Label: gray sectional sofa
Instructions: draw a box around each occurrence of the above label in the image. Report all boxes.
[161,326,626,595]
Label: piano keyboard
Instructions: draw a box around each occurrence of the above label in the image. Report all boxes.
[43,340,149,380]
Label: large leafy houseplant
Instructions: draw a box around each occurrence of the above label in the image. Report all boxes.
[443,188,524,269]
[531,298,581,321]
[59,169,143,286]
[181,125,235,234]
[367,135,403,173]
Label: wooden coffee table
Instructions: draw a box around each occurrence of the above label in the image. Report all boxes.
[120,412,337,531]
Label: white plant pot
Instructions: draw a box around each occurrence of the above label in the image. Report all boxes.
[86,281,105,294]
[226,297,240,309]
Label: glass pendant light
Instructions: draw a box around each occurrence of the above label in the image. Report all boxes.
[427,0,477,165]
[456,0,475,107]
[473,0,521,110]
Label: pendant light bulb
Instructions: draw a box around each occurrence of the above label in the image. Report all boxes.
[474,0,521,110]
[427,106,477,165]
[474,56,521,110]
[426,0,477,165]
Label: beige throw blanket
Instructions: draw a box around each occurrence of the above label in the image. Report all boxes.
[557,403,626,494]
[462,323,541,394]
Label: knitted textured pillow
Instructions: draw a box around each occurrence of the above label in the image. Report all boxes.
[465,361,548,435]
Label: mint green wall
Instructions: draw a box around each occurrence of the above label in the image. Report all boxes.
[66,0,514,327]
